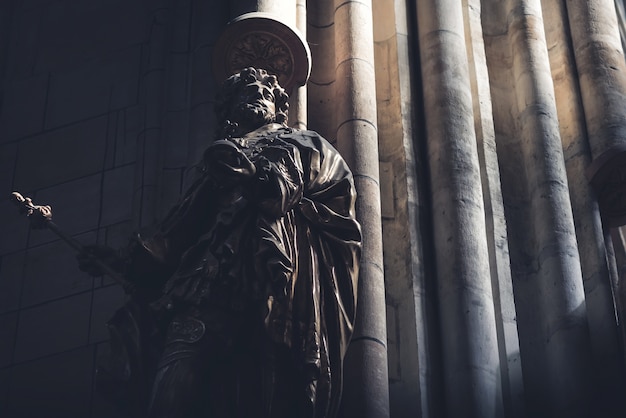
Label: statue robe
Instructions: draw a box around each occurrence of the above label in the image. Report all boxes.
[119,125,361,418]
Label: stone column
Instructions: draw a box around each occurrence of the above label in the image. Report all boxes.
[567,0,626,226]
[607,227,626,367]
[416,0,502,417]
[500,1,592,416]
[229,0,295,21]
[307,0,336,142]
[290,0,307,129]
[333,1,389,417]
[542,0,626,412]
[463,0,524,415]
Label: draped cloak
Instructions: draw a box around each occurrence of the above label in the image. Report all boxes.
[120,125,361,417]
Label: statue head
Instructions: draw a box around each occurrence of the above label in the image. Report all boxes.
[215,67,290,137]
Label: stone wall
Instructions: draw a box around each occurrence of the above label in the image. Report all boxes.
[0,1,172,416]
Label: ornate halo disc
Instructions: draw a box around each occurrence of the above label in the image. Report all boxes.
[213,12,311,93]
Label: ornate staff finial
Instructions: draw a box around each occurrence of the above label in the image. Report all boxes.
[11,191,52,229]
[10,191,131,291]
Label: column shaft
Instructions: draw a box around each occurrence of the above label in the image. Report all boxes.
[290,0,307,129]
[464,0,524,415]
[307,0,336,142]
[333,1,390,417]
[542,0,626,412]
[230,0,296,23]
[416,0,502,417]
[493,0,593,415]
[567,0,626,225]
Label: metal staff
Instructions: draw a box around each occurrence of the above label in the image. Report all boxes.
[10,191,131,290]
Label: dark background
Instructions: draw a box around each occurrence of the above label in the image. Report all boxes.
[0,1,230,416]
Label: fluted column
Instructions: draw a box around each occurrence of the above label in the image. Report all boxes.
[567,0,626,225]
[333,1,389,417]
[416,1,502,417]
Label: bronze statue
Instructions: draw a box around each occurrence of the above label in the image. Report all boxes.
[76,67,361,418]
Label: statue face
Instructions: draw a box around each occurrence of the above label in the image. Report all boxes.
[230,79,277,130]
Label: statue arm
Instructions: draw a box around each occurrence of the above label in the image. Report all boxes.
[123,175,218,290]
[203,139,256,186]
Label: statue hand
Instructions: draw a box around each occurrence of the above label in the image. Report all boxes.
[26,201,52,229]
[204,140,256,183]
[77,245,125,278]
[10,193,52,229]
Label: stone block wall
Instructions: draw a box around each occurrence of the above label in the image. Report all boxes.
[0,0,146,416]
[0,0,232,415]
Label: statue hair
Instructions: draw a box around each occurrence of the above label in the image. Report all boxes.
[215,67,290,133]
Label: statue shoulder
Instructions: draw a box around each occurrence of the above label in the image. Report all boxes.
[276,128,335,152]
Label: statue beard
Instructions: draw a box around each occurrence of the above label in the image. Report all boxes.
[235,102,276,130]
